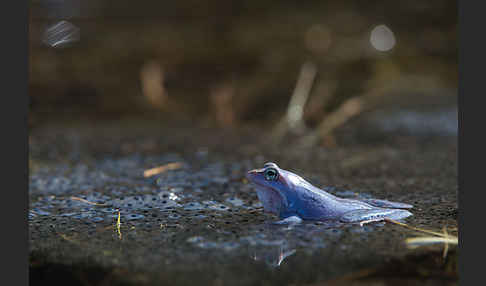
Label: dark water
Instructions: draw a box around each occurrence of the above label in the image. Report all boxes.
[29,113,457,285]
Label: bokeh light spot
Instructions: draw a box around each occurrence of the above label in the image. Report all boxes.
[370,24,396,52]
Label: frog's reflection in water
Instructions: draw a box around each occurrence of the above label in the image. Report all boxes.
[249,240,297,268]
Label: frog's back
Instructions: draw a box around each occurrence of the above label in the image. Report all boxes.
[293,185,412,222]
[287,175,374,220]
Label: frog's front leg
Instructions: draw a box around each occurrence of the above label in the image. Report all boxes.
[339,208,412,225]
[273,215,303,225]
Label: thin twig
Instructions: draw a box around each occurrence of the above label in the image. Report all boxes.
[299,97,364,147]
[143,162,183,177]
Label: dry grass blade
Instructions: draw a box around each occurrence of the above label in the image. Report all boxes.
[143,162,183,177]
[442,226,450,258]
[299,97,364,147]
[286,61,317,129]
[272,61,317,141]
[385,218,458,257]
[244,207,264,214]
[405,236,457,248]
[116,211,122,240]
[140,60,167,109]
[70,196,107,206]
[384,218,449,237]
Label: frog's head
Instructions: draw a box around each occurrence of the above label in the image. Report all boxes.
[246,162,298,216]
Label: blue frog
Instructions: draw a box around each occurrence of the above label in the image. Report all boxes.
[246,162,412,225]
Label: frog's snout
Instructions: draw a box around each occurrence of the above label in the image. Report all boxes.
[246,169,258,180]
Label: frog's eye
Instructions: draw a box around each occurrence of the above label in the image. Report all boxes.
[264,168,278,181]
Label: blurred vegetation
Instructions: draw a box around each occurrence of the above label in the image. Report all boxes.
[29,0,457,133]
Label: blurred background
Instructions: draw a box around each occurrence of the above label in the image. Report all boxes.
[29,0,457,146]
